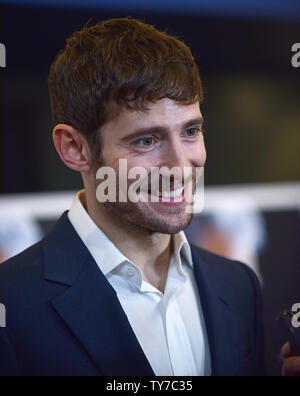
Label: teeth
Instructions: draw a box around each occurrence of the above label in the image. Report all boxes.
[161,187,184,199]
[145,187,184,199]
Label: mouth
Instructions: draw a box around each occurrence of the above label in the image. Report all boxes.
[150,186,184,199]
[146,186,186,205]
[138,174,195,205]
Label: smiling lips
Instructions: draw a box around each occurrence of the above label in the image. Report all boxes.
[150,187,185,199]
[139,173,195,204]
[145,186,187,205]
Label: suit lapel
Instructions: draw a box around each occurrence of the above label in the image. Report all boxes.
[43,212,155,376]
[191,245,241,376]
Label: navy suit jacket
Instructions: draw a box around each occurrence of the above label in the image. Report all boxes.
[0,212,264,376]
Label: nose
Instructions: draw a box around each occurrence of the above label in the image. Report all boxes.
[158,136,206,187]
[161,135,207,170]
[157,138,192,186]
[161,138,188,171]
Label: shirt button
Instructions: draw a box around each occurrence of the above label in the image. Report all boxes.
[127,267,136,278]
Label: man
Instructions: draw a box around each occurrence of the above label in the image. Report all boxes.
[0,17,266,376]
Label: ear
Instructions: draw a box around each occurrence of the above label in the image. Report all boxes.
[52,124,91,172]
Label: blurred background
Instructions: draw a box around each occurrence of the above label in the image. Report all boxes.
[0,0,299,376]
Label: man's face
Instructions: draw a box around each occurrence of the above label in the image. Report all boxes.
[94,98,206,234]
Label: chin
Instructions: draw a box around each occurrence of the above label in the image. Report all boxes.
[142,213,193,235]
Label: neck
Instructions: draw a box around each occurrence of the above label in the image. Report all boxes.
[84,187,173,292]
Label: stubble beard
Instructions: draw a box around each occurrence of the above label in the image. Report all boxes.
[101,199,194,235]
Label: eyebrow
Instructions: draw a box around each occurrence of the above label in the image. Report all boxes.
[121,117,204,141]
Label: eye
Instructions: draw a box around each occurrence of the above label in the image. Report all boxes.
[182,128,203,138]
[134,136,156,148]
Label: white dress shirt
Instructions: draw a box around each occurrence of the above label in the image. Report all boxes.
[68,190,211,376]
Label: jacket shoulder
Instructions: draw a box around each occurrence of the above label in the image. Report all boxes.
[0,241,43,277]
[0,241,44,300]
[192,244,258,277]
[190,244,261,300]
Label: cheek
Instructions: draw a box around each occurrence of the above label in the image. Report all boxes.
[127,157,154,173]
[116,159,153,190]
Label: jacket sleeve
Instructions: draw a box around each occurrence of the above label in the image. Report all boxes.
[0,327,20,376]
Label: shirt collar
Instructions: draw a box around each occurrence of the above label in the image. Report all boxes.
[174,232,194,269]
[68,190,193,277]
[68,190,131,276]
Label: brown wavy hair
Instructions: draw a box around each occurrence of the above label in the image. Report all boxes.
[48,17,203,160]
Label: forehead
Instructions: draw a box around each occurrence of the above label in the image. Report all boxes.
[103,98,202,136]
